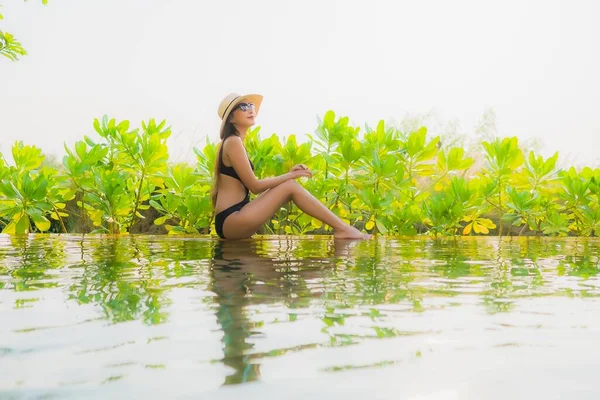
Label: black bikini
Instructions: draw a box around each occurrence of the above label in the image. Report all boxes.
[214,136,254,239]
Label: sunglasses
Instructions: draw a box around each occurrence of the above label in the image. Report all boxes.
[234,102,255,112]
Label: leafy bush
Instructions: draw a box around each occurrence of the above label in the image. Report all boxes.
[1,111,599,237]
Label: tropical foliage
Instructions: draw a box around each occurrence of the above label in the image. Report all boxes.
[0,0,47,61]
[1,111,599,237]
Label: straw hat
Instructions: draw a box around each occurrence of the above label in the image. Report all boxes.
[217,93,263,138]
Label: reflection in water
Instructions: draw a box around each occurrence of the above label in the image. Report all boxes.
[210,239,344,384]
[211,240,262,384]
[0,236,600,396]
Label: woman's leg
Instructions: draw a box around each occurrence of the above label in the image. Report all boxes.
[222,180,370,239]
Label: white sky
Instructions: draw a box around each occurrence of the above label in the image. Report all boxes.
[1,0,599,166]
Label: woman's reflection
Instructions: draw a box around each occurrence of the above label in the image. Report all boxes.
[209,238,358,385]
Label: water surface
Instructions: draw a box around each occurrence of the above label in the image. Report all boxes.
[1,235,599,399]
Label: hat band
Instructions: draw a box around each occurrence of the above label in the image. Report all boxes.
[221,96,241,119]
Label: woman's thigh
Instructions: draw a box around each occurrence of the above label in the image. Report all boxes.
[222,180,298,239]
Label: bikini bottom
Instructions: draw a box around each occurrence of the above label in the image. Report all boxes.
[215,198,250,239]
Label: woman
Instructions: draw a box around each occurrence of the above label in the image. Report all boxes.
[211,92,371,240]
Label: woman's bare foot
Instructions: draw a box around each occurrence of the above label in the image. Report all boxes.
[333,225,372,240]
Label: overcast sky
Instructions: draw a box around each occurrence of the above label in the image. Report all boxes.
[1,0,599,166]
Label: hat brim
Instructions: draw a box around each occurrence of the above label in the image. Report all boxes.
[219,94,263,138]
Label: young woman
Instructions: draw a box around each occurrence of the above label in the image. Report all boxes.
[211,92,371,240]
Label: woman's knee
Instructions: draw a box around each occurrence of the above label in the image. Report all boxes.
[280,179,301,193]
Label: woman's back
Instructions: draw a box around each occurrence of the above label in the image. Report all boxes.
[214,137,254,214]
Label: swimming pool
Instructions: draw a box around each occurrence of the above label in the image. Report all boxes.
[1,235,599,399]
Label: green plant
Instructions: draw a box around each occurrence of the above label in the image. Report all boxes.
[151,164,212,234]
[0,0,48,61]
[62,116,170,233]
[1,112,598,238]
[480,137,524,235]
[0,142,73,234]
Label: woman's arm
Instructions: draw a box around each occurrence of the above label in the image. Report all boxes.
[224,136,311,194]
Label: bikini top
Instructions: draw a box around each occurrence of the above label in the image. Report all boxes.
[218,136,254,195]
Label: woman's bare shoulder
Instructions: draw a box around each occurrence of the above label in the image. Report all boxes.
[223,136,246,155]
[222,135,243,149]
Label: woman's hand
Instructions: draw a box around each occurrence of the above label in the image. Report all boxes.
[290,164,309,172]
[289,168,312,180]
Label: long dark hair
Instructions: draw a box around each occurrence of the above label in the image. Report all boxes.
[211,118,240,207]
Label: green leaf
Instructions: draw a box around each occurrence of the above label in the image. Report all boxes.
[154,215,169,225]
[11,142,44,171]
[29,210,51,232]
[375,218,388,234]
[15,213,30,234]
